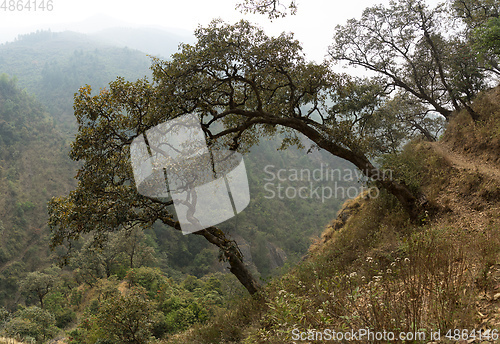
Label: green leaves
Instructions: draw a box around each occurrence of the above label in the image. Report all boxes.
[474,17,500,56]
[3,306,58,342]
[90,288,160,344]
[451,0,500,30]
[19,266,61,308]
[49,75,176,255]
[330,0,485,121]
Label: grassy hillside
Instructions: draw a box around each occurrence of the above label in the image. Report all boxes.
[161,86,500,343]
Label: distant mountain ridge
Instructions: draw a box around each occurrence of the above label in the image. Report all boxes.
[0,29,164,130]
[0,26,192,129]
[90,26,194,59]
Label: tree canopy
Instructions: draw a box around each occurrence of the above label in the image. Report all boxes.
[19,266,61,309]
[236,0,297,18]
[148,20,428,215]
[48,76,261,295]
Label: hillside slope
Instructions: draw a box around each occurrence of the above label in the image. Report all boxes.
[162,86,500,343]
[0,75,76,309]
[0,30,152,131]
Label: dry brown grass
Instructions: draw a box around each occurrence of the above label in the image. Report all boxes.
[0,338,24,344]
[444,86,500,166]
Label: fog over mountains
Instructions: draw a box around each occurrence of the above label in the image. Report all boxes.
[1,14,194,57]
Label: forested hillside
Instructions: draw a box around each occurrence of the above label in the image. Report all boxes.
[1,0,500,342]
[0,30,152,130]
[0,74,75,309]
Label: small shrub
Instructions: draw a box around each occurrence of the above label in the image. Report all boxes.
[379,143,425,194]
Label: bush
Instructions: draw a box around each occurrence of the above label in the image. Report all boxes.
[55,308,76,328]
[84,287,160,344]
[3,306,58,343]
[125,267,165,298]
[379,143,425,194]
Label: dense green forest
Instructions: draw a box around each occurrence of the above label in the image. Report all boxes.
[0,0,499,342]
[0,74,75,309]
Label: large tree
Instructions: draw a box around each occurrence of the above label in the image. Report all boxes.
[48,20,436,296]
[150,20,429,215]
[48,78,261,295]
[452,0,500,75]
[237,0,490,126]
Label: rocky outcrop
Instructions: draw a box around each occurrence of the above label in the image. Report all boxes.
[306,192,369,257]
[266,242,287,270]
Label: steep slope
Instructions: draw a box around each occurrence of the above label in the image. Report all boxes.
[0,75,76,309]
[161,86,500,344]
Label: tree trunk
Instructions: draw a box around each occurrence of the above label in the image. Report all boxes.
[196,227,261,295]
[460,100,481,122]
[39,293,44,309]
[255,116,425,221]
[347,153,423,220]
[161,217,261,295]
[419,8,462,115]
[412,122,436,142]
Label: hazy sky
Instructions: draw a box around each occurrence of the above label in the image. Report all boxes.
[0,0,393,62]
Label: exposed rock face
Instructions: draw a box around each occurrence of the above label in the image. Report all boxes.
[235,235,253,266]
[321,193,366,243]
[266,242,287,270]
